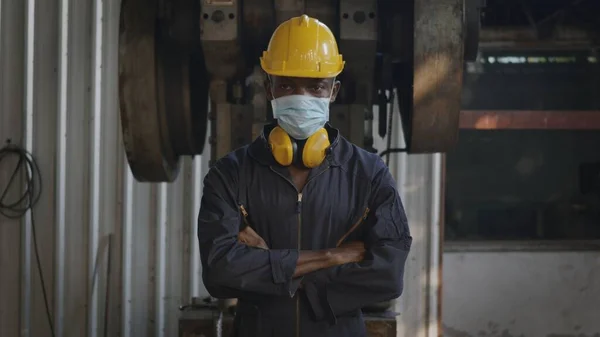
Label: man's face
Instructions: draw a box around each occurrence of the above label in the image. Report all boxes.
[265,75,341,102]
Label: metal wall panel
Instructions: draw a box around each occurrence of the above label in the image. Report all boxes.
[0,2,441,337]
[0,1,210,337]
[443,251,600,336]
[372,101,443,337]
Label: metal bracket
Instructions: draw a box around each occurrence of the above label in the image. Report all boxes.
[335,0,378,148]
[339,0,378,42]
[200,0,244,79]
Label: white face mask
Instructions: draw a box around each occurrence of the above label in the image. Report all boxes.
[271,93,332,140]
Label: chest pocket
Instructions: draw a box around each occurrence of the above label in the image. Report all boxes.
[336,207,370,247]
[236,152,252,232]
[235,156,293,248]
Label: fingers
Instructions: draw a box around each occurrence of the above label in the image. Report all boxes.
[241,226,260,237]
[238,227,270,250]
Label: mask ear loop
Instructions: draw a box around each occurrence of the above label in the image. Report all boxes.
[268,75,281,124]
[268,75,276,101]
[324,77,336,123]
[329,77,336,102]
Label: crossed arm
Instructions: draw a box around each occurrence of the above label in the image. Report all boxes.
[238,225,366,279]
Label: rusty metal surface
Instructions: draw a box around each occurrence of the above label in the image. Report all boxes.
[119,0,180,182]
[365,317,397,337]
[178,307,397,337]
[119,0,209,182]
[179,308,234,337]
[157,0,209,156]
[242,0,275,66]
[404,0,465,153]
[460,110,600,130]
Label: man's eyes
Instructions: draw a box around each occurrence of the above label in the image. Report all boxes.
[277,84,326,91]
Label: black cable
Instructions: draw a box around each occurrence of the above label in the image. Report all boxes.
[379,147,408,158]
[0,141,55,337]
[103,234,113,337]
[379,89,408,160]
[384,90,394,166]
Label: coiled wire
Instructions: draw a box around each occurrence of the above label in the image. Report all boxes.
[0,142,54,337]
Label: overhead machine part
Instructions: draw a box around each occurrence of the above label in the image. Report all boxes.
[119,0,210,182]
[118,0,483,182]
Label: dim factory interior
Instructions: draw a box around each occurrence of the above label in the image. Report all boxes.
[1,0,600,336]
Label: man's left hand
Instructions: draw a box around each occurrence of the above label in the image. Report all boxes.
[238,226,269,250]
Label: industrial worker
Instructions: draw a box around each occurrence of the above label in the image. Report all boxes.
[198,14,412,337]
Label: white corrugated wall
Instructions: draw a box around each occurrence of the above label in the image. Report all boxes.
[0,1,442,336]
[0,0,209,336]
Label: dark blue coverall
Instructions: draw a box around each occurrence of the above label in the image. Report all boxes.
[198,123,412,337]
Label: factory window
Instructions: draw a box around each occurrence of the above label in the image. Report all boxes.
[445,130,600,241]
[445,49,600,241]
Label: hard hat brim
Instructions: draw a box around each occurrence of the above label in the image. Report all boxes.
[260,59,344,79]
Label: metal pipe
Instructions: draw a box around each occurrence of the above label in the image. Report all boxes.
[22,0,35,335]
[460,110,600,130]
[55,0,69,335]
[88,0,104,335]
[480,26,597,42]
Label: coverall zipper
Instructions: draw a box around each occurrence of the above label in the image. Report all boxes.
[296,192,303,337]
[268,165,331,337]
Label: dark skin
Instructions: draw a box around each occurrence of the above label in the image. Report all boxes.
[237,75,366,279]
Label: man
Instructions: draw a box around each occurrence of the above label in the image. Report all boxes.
[198,14,412,337]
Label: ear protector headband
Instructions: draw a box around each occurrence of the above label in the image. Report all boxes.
[268,126,330,168]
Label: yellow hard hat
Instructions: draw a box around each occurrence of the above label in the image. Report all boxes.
[260,15,345,78]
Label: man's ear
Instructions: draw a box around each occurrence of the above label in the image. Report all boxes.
[264,77,274,101]
[331,80,341,103]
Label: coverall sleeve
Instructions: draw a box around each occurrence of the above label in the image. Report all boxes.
[197,159,301,299]
[302,161,412,324]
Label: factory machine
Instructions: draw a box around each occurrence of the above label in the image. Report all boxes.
[118,0,484,335]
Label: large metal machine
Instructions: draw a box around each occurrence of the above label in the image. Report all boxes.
[114,1,600,336]
[118,0,486,182]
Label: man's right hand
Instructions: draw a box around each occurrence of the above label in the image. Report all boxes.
[291,241,366,278]
[330,241,366,265]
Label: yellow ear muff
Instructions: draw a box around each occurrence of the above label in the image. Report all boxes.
[268,126,294,166]
[302,128,330,168]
